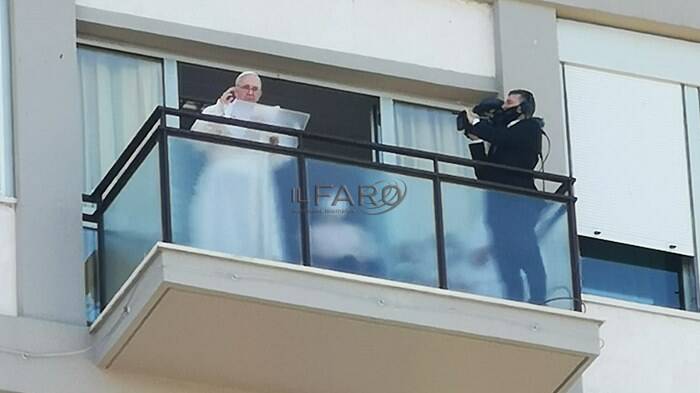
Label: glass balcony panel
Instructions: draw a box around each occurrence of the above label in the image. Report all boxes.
[379,151,434,172]
[168,136,302,263]
[438,161,476,178]
[305,159,438,286]
[83,227,99,323]
[89,108,580,314]
[101,146,162,305]
[442,182,573,309]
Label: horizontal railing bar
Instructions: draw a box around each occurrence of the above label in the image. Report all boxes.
[91,107,579,218]
[89,108,162,201]
[82,193,98,203]
[167,107,573,184]
[165,106,303,137]
[95,130,160,217]
[165,127,573,203]
[439,173,573,203]
[164,127,301,157]
[165,128,439,181]
[82,213,99,223]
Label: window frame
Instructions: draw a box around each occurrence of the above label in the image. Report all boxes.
[77,43,168,192]
[579,235,692,310]
[562,62,700,312]
[0,0,13,198]
[76,36,469,121]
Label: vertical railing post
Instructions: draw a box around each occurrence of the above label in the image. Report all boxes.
[297,136,312,266]
[433,158,448,289]
[158,109,173,243]
[567,184,583,311]
[96,215,105,313]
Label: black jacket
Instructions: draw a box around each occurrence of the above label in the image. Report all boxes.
[467,118,543,190]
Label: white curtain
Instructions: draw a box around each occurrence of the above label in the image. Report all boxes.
[388,101,473,177]
[373,101,476,286]
[78,47,163,192]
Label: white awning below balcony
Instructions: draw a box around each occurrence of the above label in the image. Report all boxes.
[91,243,602,393]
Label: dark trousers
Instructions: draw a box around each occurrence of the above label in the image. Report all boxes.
[485,192,547,304]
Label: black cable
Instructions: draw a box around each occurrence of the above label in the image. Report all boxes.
[539,130,551,190]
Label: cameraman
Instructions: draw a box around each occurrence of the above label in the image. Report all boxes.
[461,90,542,190]
[459,90,547,305]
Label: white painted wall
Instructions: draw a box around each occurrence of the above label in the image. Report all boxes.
[0,199,15,316]
[0,315,254,393]
[581,296,700,393]
[75,0,495,78]
[559,19,700,86]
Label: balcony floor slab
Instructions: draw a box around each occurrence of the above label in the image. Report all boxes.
[91,243,602,393]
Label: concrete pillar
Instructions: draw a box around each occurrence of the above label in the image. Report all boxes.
[494,0,569,177]
[11,0,84,324]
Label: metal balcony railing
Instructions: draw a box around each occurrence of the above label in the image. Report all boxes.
[82,106,582,316]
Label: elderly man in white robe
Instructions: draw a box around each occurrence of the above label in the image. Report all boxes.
[188,71,294,263]
[193,71,294,145]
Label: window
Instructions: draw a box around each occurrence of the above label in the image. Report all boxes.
[177,62,378,161]
[563,64,699,310]
[78,46,164,192]
[380,101,474,177]
[564,64,693,255]
[580,237,690,309]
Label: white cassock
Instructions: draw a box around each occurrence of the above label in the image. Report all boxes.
[188,100,291,262]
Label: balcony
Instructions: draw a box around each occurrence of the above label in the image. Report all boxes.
[84,107,602,393]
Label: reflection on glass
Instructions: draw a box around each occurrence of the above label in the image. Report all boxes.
[102,147,162,305]
[580,237,684,309]
[169,137,301,263]
[306,159,438,286]
[442,182,572,309]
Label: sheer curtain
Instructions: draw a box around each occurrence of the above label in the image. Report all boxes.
[375,101,476,287]
[78,46,163,192]
[387,101,474,177]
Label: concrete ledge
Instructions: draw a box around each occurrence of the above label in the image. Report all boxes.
[76,5,498,103]
[91,243,602,393]
[0,314,89,354]
[583,294,700,322]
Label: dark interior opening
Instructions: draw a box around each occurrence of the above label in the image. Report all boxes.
[177,62,379,161]
[580,236,688,309]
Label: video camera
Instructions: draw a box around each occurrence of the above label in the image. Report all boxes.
[456,97,504,131]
